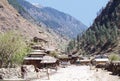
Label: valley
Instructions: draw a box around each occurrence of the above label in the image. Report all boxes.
[0,0,120,81]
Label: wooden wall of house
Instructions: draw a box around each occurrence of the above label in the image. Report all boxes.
[0,60,2,68]
[23,60,41,68]
[59,58,70,62]
[40,62,58,69]
[70,57,79,64]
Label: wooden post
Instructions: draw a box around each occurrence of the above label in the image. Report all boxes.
[90,64,92,70]
[47,68,50,80]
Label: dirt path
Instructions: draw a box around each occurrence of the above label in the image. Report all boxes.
[31,65,120,81]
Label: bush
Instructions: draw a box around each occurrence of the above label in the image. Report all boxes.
[49,51,58,58]
[0,31,30,68]
[109,54,120,61]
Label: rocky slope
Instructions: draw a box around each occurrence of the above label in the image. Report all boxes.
[86,0,120,55]
[0,0,41,39]
[88,0,120,54]
[68,0,120,55]
[14,0,87,38]
[0,0,67,50]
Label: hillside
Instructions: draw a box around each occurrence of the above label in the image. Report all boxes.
[87,0,120,55]
[7,0,40,25]
[14,0,87,38]
[67,0,120,55]
[0,0,68,50]
[0,0,40,38]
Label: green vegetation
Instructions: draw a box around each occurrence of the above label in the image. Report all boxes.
[67,23,119,55]
[0,31,30,68]
[67,0,120,55]
[109,54,120,61]
[49,51,58,58]
[66,39,76,53]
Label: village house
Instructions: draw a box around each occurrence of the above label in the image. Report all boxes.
[57,54,71,67]
[91,55,109,68]
[33,37,48,43]
[70,54,81,64]
[40,55,59,69]
[23,49,47,69]
[31,45,43,50]
[23,44,59,69]
[32,37,48,48]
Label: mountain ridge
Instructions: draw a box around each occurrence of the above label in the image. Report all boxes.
[67,0,120,55]
[0,0,68,51]
[15,0,87,38]
[82,0,120,55]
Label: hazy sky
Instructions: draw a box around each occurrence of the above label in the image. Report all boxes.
[26,0,109,27]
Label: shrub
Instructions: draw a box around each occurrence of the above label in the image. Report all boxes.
[49,51,58,58]
[0,31,30,68]
[109,54,120,61]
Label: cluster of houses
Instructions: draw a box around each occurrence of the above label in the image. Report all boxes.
[23,38,110,69]
[23,46,82,69]
[23,37,120,77]
[23,45,59,69]
[23,37,81,69]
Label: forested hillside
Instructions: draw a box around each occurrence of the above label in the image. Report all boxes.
[67,0,120,55]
